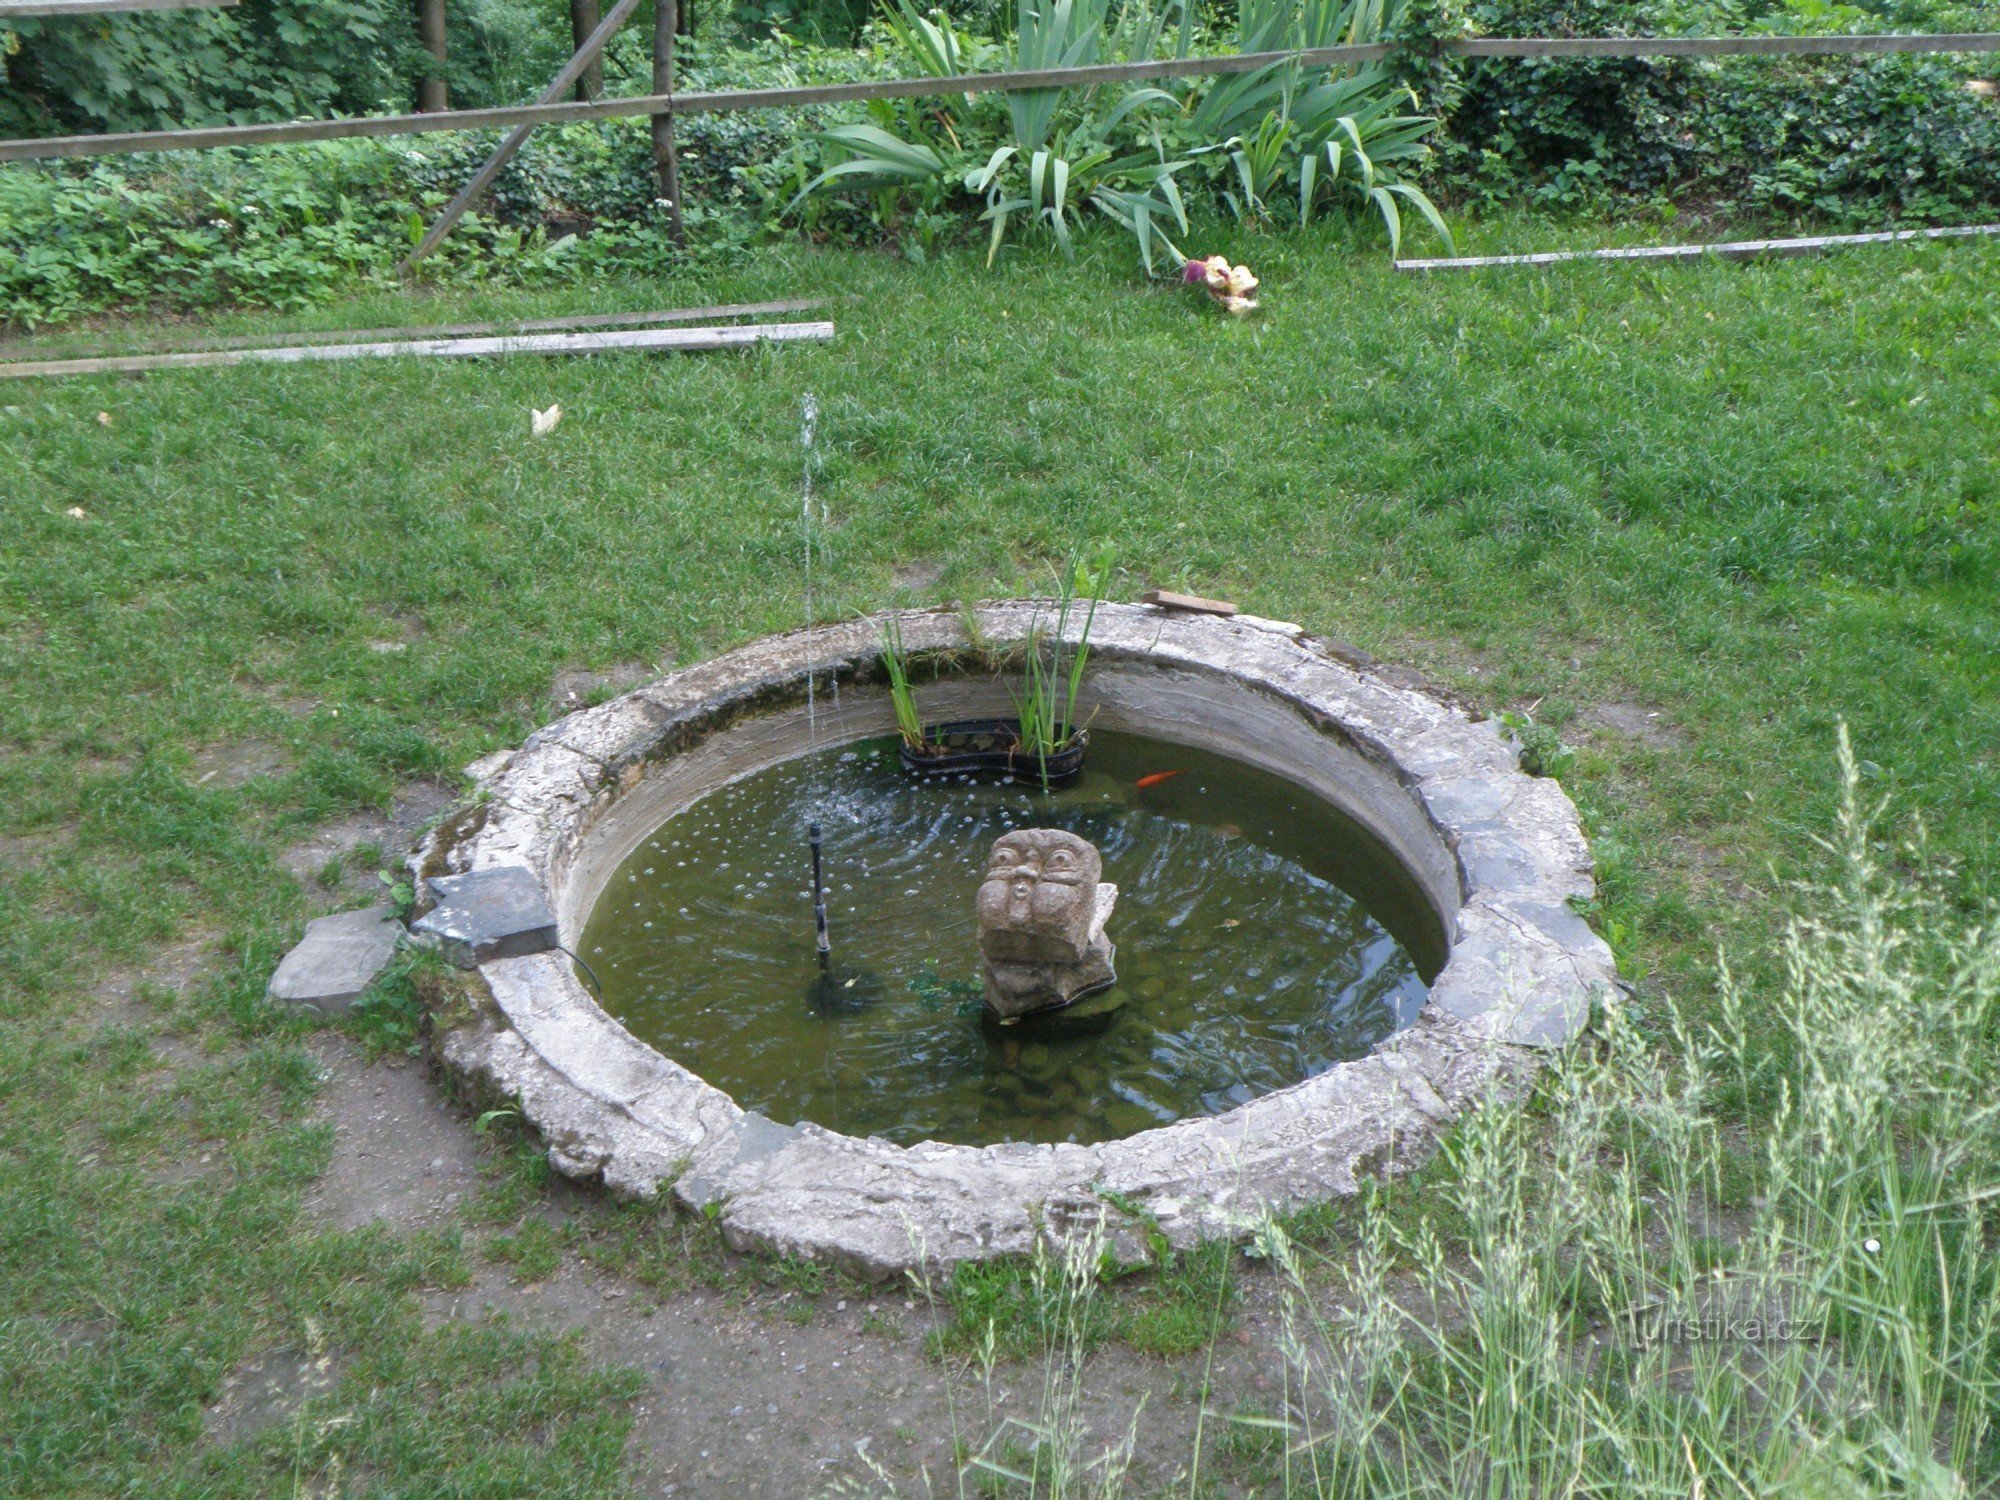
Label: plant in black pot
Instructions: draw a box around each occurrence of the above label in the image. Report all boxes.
[886,544,1115,788]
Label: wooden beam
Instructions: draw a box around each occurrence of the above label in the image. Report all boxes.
[0,299,827,363]
[10,34,1998,163]
[0,0,235,14]
[1455,32,2000,57]
[400,0,645,270]
[0,321,835,379]
[1395,223,2000,272]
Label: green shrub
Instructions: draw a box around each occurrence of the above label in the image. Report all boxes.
[1439,0,2000,222]
[0,0,417,136]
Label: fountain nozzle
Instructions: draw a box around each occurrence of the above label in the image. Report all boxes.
[809,820,831,968]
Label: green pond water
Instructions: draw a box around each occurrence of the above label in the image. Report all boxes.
[581,730,1443,1147]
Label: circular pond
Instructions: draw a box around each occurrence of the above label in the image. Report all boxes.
[581,730,1445,1147]
[416,603,1616,1276]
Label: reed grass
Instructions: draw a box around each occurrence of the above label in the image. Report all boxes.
[1011,543,1116,771]
[879,611,928,752]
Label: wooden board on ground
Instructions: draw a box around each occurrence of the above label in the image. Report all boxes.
[0,321,835,379]
[0,299,827,364]
[1141,589,1239,617]
[1396,223,2000,272]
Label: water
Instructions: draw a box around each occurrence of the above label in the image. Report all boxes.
[580,731,1443,1147]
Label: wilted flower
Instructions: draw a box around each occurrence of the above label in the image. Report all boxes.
[1182,254,1259,314]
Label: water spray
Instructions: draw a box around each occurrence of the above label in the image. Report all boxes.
[801,392,833,968]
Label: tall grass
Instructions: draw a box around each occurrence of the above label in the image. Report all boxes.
[1257,729,2000,1493]
[856,731,2000,1496]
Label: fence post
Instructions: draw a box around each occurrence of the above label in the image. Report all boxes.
[417,0,448,111]
[571,0,604,100]
[653,0,686,244]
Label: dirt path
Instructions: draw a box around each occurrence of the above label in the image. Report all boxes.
[304,1043,1288,1497]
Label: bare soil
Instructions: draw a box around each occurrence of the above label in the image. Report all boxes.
[1574,700,1687,751]
[303,1039,1289,1497]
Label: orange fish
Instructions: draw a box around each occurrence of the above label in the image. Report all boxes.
[1135,770,1187,790]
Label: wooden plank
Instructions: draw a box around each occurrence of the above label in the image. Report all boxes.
[1395,223,2000,272]
[0,299,828,364]
[1141,589,1239,617]
[4,34,1997,162]
[401,0,645,268]
[0,321,835,379]
[0,0,235,13]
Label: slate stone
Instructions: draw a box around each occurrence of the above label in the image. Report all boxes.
[412,866,559,967]
[267,906,401,1015]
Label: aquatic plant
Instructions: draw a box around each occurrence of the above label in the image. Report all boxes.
[1013,542,1117,768]
[877,611,928,752]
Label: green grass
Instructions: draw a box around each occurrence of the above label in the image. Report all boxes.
[2,215,1997,1493]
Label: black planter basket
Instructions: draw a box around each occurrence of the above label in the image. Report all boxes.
[896,717,1088,787]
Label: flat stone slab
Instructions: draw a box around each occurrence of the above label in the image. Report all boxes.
[411,866,558,968]
[413,603,1621,1278]
[268,906,401,1015]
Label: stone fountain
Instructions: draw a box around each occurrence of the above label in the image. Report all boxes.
[975,829,1118,1021]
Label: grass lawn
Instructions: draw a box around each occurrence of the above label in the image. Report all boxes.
[2,219,1997,1495]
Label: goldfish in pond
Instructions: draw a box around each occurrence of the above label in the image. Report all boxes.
[1135,770,1187,790]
